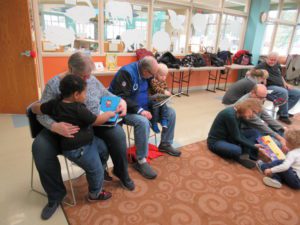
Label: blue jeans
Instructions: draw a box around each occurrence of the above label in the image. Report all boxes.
[208,128,260,161]
[261,160,300,189]
[267,85,300,117]
[151,103,168,124]
[124,106,176,160]
[63,137,106,196]
[32,124,128,203]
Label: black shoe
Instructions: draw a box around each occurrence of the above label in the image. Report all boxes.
[88,190,112,202]
[278,117,292,125]
[41,202,60,220]
[133,162,157,179]
[158,144,181,157]
[104,169,113,182]
[237,154,256,169]
[112,171,135,191]
[289,113,294,118]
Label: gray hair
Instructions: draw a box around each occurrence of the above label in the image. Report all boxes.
[268,52,279,59]
[139,56,156,72]
[68,52,95,75]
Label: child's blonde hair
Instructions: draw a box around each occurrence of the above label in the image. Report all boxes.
[157,63,168,77]
[248,69,269,79]
[285,129,300,149]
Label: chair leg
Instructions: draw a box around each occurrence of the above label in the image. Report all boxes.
[31,155,47,197]
[63,157,76,206]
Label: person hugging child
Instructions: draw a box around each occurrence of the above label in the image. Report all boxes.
[32,74,116,202]
[256,128,300,189]
[149,63,172,133]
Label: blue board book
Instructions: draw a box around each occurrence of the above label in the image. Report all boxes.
[100,96,121,124]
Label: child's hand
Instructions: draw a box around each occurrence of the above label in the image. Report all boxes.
[164,90,172,96]
[264,169,273,176]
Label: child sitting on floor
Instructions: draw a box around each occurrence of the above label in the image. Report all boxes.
[256,128,300,189]
[149,63,172,133]
[32,74,116,202]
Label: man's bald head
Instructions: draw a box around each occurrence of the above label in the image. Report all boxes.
[250,84,267,100]
[139,56,159,79]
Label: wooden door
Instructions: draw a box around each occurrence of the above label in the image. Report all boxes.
[0,0,39,114]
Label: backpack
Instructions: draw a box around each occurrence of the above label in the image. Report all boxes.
[157,52,181,69]
[233,50,252,65]
[181,53,206,67]
[217,51,232,65]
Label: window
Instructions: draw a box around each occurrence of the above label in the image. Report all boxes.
[261,0,300,56]
[189,9,219,53]
[268,0,280,20]
[152,5,188,53]
[261,24,275,55]
[38,0,99,53]
[290,26,300,54]
[104,0,148,52]
[192,0,222,8]
[219,14,244,53]
[224,0,248,12]
[280,0,299,22]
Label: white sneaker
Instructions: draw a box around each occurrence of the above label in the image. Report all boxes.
[263,177,282,188]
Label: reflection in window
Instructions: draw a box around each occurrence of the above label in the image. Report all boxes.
[104,1,148,52]
[273,25,293,55]
[190,9,218,53]
[219,14,244,53]
[261,24,275,55]
[280,0,298,22]
[224,0,247,12]
[38,0,99,53]
[152,6,187,53]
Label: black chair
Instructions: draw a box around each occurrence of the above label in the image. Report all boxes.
[27,102,77,206]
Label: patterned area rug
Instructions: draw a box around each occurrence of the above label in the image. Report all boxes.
[62,115,300,225]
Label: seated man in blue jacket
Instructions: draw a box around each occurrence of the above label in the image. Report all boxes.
[109,56,181,179]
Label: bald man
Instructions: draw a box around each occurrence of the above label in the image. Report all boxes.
[256,52,300,125]
[109,56,181,180]
[236,84,287,151]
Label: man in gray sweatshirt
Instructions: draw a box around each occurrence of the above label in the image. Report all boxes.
[236,84,288,152]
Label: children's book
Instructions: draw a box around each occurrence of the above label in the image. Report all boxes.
[256,135,286,161]
[99,96,121,126]
[152,92,182,108]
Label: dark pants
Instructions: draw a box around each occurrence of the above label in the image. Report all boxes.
[261,160,300,189]
[151,104,168,124]
[208,128,260,161]
[32,124,129,203]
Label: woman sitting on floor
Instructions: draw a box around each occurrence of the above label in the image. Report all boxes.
[207,98,267,169]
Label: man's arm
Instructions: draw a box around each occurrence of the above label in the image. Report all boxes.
[110,71,142,114]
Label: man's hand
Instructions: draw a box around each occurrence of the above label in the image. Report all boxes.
[140,110,152,120]
[284,82,293,90]
[264,168,273,176]
[116,99,127,117]
[51,122,79,138]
